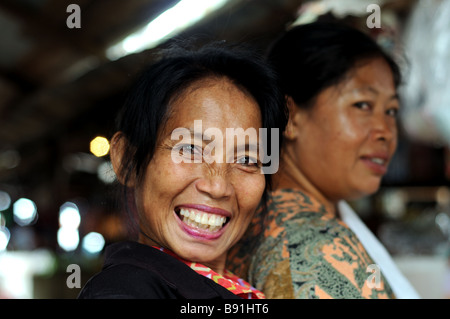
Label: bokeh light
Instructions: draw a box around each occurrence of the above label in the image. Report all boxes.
[0,191,11,211]
[82,232,105,255]
[57,202,81,252]
[59,202,81,229]
[97,161,116,184]
[89,136,110,157]
[0,227,10,251]
[57,227,79,252]
[13,198,37,226]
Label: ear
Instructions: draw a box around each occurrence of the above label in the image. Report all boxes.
[110,132,135,187]
[284,96,303,141]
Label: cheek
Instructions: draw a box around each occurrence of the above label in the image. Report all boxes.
[138,160,196,217]
[307,121,357,163]
[150,158,196,190]
[389,136,398,159]
[332,115,370,159]
[234,174,265,216]
[306,118,366,180]
[334,110,368,141]
[390,123,398,154]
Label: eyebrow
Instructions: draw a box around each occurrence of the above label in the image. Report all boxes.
[352,86,399,101]
[187,127,261,151]
[188,128,205,141]
[235,142,260,154]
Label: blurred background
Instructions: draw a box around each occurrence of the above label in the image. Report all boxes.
[0,0,449,299]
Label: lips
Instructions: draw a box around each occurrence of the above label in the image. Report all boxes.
[360,153,389,175]
[174,205,231,240]
[367,157,386,165]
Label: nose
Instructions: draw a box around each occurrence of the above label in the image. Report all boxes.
[195,167,234,200]
[371,112,396,143]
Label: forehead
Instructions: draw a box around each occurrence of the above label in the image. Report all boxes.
[307,58,398,114]
[339,58,397,95]
[165,78,262,131]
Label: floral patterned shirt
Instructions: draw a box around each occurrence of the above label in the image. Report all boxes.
[227,189,394,299]
[155,246,265,299]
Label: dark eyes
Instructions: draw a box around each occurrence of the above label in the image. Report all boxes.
[236,155,261,173]
[385,108,399,118]
[182,144,198,153]
[353,102,399,118]
[236,155,260,166]
[176,144,202,158]
[353,101,371,110]
[174,144,260,170]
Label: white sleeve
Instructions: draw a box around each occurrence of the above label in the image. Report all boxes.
[338,201,421,299]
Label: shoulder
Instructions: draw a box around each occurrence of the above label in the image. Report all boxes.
[268,189,325,214]
[261,189,336,240]
[78,263,178,299]
[264,189,374,271]
[252,189,343,266]
[266,189,330,224]
[252,189,387,298]
[79,241,239,299]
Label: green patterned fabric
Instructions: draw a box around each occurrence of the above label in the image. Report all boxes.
[228,189,394,299]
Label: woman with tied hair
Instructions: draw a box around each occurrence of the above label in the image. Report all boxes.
[78,43,288,299]
[228,22,420,299]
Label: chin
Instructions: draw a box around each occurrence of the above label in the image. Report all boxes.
[352,183,382,200]
[354,175,381,199]
[342,179,380,201]
[180,245,223,262]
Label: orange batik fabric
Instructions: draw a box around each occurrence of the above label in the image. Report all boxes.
[154,246,265,299]
[228,189,394,299]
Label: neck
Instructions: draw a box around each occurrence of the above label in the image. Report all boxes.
[203,257,226,276]
[273,150,337,215]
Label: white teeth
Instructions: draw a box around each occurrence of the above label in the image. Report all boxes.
[208,215,216,226]
[180,208,190,218]
[370,158,385,165]
[216,216,226,226]
[177,208,228,232]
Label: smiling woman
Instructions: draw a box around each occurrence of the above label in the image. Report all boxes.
[77,42,288,299]
[131,77,266,272]
[228,22,420,299]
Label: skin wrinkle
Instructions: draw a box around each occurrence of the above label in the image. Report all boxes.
[112,77,265,275]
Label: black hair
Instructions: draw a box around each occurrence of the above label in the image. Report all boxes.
[114,42,288,236]
[267,22,402,108]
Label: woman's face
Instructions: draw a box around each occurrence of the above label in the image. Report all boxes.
[133,78,265,270]
[292,58,399,201]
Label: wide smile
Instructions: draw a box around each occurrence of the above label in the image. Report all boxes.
[360,155,389,175]
[174,205,231,240]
